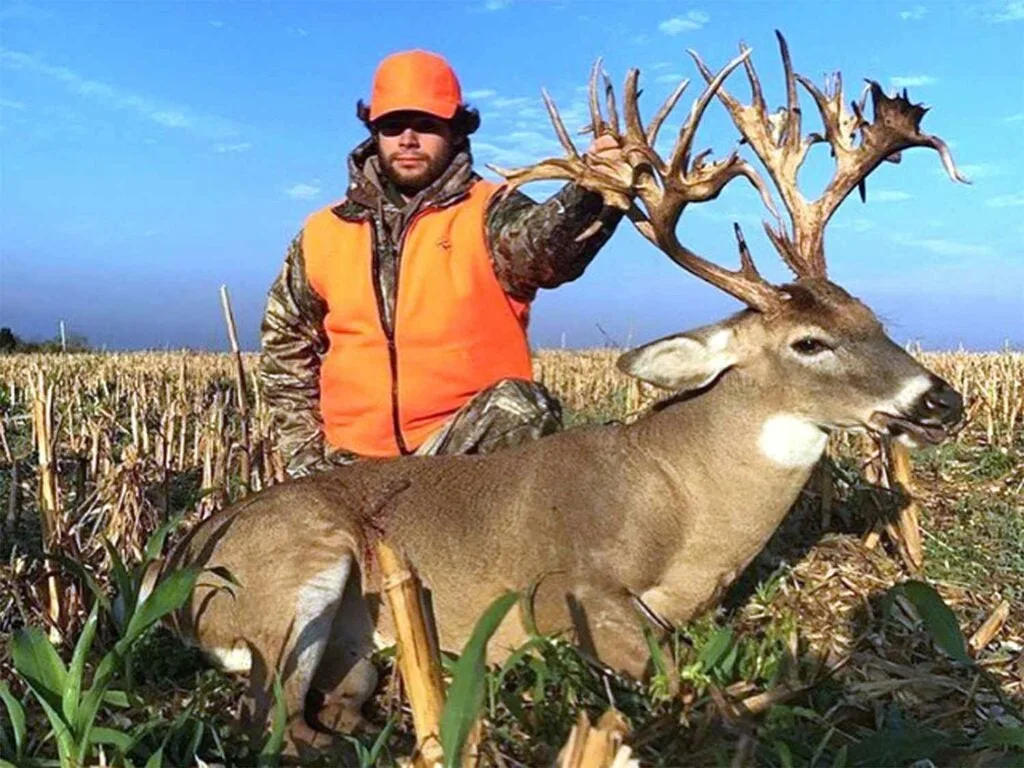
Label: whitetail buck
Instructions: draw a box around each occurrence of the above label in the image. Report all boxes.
[166,33,966,752]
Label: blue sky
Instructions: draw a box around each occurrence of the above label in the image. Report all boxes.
[1,0,1021,351]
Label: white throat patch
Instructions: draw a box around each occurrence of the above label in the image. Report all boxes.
[758,414,828,468]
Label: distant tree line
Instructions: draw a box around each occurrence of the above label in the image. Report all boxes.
[0,327,92,353]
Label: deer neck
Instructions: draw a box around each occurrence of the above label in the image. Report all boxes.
[629,369,828,620]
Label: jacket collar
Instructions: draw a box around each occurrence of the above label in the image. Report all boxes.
[332,138,479,222]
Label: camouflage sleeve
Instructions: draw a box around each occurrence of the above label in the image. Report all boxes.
[257,233,333,478]
[485,183,623,301]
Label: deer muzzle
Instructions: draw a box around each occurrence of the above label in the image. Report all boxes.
[870,376,964,445]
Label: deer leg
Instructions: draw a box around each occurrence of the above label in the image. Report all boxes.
[307,561,379,734]
[242,553,355,759]
[568,590,653,680]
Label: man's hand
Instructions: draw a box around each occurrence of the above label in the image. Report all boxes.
[584,133,625,164]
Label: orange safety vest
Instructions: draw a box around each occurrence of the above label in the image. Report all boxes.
[303,179,533,457]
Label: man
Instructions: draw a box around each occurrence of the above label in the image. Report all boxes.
[259,50,623,477]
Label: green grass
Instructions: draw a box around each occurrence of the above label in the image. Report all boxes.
[924,494,1024,600]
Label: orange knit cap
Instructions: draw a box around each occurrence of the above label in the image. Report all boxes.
[369,50,463,122]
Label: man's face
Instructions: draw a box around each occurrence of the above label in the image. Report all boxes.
[374,111,455,193]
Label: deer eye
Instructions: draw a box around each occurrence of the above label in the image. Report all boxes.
[791,337,833,356]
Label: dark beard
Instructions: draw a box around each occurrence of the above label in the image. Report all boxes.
[379,150,452,197]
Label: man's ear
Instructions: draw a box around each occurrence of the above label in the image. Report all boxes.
[617,326,738,391]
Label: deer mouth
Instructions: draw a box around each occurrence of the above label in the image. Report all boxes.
[869,412,949,445]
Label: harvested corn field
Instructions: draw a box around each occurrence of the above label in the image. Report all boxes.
[1,349,1021,766]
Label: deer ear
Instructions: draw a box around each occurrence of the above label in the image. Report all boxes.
[617,328,737,391]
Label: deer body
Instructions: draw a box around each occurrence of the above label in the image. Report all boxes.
[170,350,829,724]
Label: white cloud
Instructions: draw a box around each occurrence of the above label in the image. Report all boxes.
[891,232,995,257]
[868,189,912,202]
[985,192,1024,207]
[832,217,877,233]
[209,20,224,28]
[491,96,533,110]
[0,97,25,109]
[939,162,1002,180]
[899,5,926,19]
[214,142,252,153]
[988,1,1024,22]
[466,88,496,100]
[658,10,710,35]
[286,182,321,200]
[1005,112,1024,122]
[655,73,685,84]
[889,75,936,88]
[484,0,511,9]
[0,48,241,139]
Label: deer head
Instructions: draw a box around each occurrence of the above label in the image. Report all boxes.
[492,32,966,447]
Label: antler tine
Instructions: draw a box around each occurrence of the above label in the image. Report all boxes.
[669,48,753,180]
[589,59,608,138]
[602,72,622,139]
[646,77,689,148]
[775,30,802,152]
[541,88,581,159]
[739,42,766,114]
[622,69,646,143]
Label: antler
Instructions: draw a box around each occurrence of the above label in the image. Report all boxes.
[490,50,787,313]
[689,30,969,278]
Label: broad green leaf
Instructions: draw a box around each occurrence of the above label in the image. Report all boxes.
[144,746,165,768]
[642,625,669,681]
[440,590,519,768]
[11,627,68,714]
[144,513,184,562]
[257,674,287,767]
[22,681,75,768]
[89,727,133,750]
[367,717,397,766]
[64,603,100,728]
[101,690,130,708]
[494,636,549,694]
[893,580,971,664]
[980,725,1024,749]
[697,627,734,674]
[104,539,134,630]
[772,739,794,768]
[0,683,26,762]
[119,567,199,650]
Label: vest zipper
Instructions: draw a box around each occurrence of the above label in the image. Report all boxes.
[372,190,471,456]
[369,219,410,456]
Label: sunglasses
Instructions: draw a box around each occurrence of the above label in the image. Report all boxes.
[374,115,449,138]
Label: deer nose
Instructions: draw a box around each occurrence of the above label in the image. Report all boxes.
[918,378,963,425]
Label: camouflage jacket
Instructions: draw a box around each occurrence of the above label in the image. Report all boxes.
[258,138,622,476]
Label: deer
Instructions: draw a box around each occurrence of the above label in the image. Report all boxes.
[164,32,967,754]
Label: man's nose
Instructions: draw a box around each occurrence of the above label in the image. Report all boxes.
[918,377,963,425]
[399,128,419,146]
